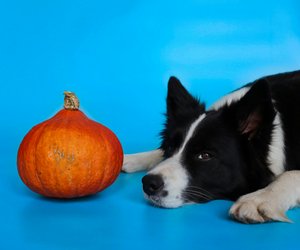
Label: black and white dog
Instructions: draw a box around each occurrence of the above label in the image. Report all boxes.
[122,70,300,223]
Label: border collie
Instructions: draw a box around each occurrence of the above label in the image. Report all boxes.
[122,70,300,224]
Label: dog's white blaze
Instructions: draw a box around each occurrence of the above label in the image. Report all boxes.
[210,86,250,111]
[148,113,207,208]
[267,113,285,176]
[177,113,207,156]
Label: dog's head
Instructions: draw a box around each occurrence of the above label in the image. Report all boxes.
[142,77,275,208]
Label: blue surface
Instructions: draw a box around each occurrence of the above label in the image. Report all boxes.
[1,0,300,249]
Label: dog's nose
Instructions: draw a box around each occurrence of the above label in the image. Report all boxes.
[142,174,164,196]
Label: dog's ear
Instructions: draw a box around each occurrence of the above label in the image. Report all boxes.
[232,79,275,139]
[167,76,205,123]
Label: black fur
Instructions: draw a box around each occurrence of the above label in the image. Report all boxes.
[160,76,205,158]
[160,70,300,203]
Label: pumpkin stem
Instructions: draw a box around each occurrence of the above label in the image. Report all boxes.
[64,91,80,110]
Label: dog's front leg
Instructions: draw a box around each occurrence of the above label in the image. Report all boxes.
[122,149,164,173]
[230,170,300,223]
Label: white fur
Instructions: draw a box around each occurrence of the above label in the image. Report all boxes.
[122,150,163,173]
[122,114,207,175]
[230,170,300,223]
[211,86,286,176]
[267,113,285,176]
[145,114,207,208]
[210,86,250,111]
[148,156,189,208]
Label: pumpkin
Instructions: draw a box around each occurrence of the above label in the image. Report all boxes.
[17,92,123,198]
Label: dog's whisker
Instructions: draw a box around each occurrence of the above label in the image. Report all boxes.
[183,193,210,200]
[184,189,211,197]
[185,188,213,199]
[186,185,214,195]
[185,186,215,198]
[182,190,211,201]
[184,192,211,201]
[183,193,210,202]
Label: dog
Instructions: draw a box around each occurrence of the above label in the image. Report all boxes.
[122,70,300,224]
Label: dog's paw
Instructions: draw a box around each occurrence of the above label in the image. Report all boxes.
[122,154,146,173]
[229,189,292,224]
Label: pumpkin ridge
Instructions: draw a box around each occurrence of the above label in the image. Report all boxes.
[49,117,80,197]
[46,122,66,197]
[87,121,115,193]
[97,125,123,191]
[17,120,49,191]
[20,122,50,195]
[84,119,107,190]
[34,122,58,197]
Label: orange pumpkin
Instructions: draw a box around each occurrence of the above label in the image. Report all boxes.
[17,92,123,198]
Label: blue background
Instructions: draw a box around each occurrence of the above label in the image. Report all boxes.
[1,0,300,249]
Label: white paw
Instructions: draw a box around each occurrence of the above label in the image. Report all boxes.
[122,150,163,173]
[229,189,292,224]
[122,154,147,173]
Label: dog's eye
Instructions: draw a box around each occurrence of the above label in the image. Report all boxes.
[198,152,212,161]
